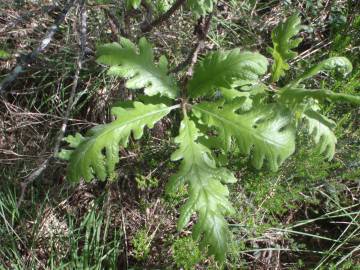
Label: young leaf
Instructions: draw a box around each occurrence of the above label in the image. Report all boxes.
[268,14,303,82]
[97,37,179,99]
[280,87,360,105]
[193,101,296,171]
[289,57,353,86]
[166,116,236,261]
[187,0,216,18]
[63,102,177,182]
[188,50,268,98]
[303,110,337,160]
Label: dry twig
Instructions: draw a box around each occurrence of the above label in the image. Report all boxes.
[17,0,87,207]
[0,0,76,94]
[171,13,213,75]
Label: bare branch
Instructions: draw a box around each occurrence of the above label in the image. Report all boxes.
[0,0,76,94]
[53,0,87,155]
[104,8,127,39]
[171,14,213,75]
[186,14,213,76]
[173,13,213,76]
[141,0,153,28]
[178,13,213,102]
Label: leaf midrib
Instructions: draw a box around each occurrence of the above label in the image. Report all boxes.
[72,104,179,173]
[124,54,178,97]
[188,53,263,96]
[194,105,288,148]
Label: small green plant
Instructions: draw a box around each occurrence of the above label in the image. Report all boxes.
[131,228,153,261]
[0,49,10,59]
[60,14,360,262]
[135,174,159,190]
[172,236,204,269]
[153,0,171,15]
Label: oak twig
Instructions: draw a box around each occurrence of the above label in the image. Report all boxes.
[178,13,213,105]
[141,0,153,29]
[171,14,213,75]
[186,14,213,76]
[104,8,127,39]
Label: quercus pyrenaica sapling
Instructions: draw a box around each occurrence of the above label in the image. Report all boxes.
[59,13,360,261]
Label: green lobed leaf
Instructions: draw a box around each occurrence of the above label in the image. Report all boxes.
[187,0,216,18]
[97,37,179,99]
[56,149,73,161]
[303,110,337,160]
[268,14,303,82]
[166,116,236,261]
[220,88,253,111]
[188,50,268,98]
[289,57,353,86]
[193,101,296,171]
[220,82,267,111]
[57,133,86,160]
[63,102,177,182]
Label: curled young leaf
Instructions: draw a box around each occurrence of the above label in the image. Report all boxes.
[290,57,353,86]
[280,87,360,105]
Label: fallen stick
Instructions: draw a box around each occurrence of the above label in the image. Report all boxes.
[17,0,87,207]
[0,0,76,94]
